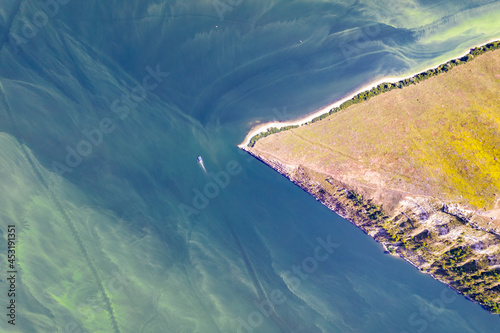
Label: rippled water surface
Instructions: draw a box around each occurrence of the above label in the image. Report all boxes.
[1,1,500,332]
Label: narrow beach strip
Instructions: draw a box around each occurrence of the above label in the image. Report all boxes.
[238,38,500,148]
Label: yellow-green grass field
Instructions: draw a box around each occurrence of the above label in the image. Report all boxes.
[252,49,500,212]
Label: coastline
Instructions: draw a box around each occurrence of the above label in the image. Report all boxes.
[241,44,500,313]
[244,149,498,313]
[238,37,500,148]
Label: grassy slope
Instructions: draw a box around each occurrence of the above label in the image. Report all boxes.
[248,48,500,313]
[252,49,500,212]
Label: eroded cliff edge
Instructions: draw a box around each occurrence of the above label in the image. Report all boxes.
[243,149,500,313]
[240,45,500,313]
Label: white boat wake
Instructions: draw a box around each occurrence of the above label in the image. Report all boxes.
[197,156,207,174]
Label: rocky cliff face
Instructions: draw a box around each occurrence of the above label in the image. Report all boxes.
[243,147,500,313]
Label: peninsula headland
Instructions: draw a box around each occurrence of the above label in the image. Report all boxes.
[241,41,500,313]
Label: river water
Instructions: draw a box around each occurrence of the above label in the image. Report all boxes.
[1,0,500,332]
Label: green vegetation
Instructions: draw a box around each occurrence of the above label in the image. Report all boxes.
[431,247,500,314]
[250,45,500,210]
[248,125,299,147]
[346,190,385,221]
[248,40,500,146]
[246,45,500,313]
[383,211,500,313]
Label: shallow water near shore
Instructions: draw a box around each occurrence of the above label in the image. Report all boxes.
[1,0,500,332]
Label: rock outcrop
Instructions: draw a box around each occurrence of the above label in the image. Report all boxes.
[243,147,500,313]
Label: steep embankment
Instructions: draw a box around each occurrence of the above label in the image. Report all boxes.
[242,46,500,313]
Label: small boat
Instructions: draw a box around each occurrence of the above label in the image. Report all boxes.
[197,156,207,173]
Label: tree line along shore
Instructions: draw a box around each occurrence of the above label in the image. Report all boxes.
[247,40,500,147]
[243,41,500,313]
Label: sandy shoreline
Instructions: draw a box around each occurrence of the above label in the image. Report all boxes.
[238,37,499,148]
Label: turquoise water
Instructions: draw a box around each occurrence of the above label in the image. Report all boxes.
[1,0,500,332]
